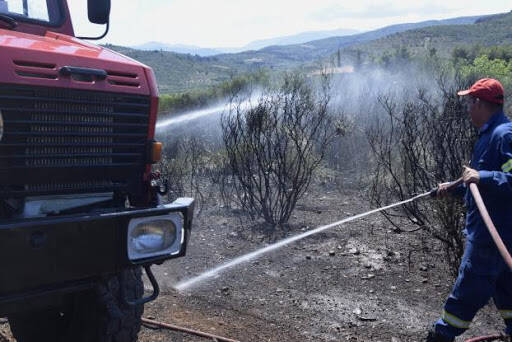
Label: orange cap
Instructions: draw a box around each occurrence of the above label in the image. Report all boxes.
[457,78,504,104]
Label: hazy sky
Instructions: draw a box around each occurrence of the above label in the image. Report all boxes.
[68,0,511,48]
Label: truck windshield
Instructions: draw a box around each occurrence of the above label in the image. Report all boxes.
[0,0,61,25]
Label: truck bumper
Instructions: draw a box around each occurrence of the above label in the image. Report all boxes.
[0,198,194,314]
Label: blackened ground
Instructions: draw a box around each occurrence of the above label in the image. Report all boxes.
[139,186,504,342]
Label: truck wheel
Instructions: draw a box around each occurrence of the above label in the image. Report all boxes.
[9,268,144,342]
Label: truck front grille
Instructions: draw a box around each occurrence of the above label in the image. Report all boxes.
[0,85,150,198]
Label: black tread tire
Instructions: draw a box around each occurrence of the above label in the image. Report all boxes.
[9,268,144,342]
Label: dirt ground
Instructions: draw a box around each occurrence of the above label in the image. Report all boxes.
[1,186,506,342]
[136,185,505,342]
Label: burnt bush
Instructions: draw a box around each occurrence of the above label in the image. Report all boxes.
[367,77,476,274]
[221,74,342,230]
[159,135,227,215]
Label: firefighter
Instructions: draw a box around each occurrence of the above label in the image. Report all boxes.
[427,78,512,342]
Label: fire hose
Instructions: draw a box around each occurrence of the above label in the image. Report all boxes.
[142,317,240,342]
[468,182,512,270]
[431,178,512,271]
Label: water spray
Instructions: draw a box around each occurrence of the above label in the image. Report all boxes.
[175,190,433,291]
[156,95,263,130]
[156,103,228,129]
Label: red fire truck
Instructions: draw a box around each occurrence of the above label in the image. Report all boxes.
[0,1,194,341]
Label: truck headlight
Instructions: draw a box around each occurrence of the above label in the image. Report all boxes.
[127,213,184,261]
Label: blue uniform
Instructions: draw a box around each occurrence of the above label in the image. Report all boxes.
[435,110,512,338]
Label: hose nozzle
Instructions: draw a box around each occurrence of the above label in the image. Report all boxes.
[430,178,464,197]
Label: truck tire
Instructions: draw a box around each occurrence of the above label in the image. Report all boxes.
[9,268,144,342]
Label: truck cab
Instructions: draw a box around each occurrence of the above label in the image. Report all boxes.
[0,1,194,341]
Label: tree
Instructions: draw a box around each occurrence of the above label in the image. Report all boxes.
[367,78,476,273]
[459,55,512,98]
[221,74,340,230]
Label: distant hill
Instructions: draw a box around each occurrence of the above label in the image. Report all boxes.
[131,42,224,57]
[342,11,512,59]
[242,28,360,51]
[475,12,510,23]
[109,13,502,93]
[107,45,242,93]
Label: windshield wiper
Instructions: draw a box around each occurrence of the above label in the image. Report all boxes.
[0,14,17,29]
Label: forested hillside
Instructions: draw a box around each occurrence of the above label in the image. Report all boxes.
[107,45,246,93]
[344,11,512,62]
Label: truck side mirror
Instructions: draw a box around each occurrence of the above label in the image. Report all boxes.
[88,0,111,25]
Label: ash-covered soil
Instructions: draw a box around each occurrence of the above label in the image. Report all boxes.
[1,187,505,342]
[138,186,504,342]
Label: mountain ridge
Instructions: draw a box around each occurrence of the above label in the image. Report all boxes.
[132,42,223,56]
[131,28,360,56]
